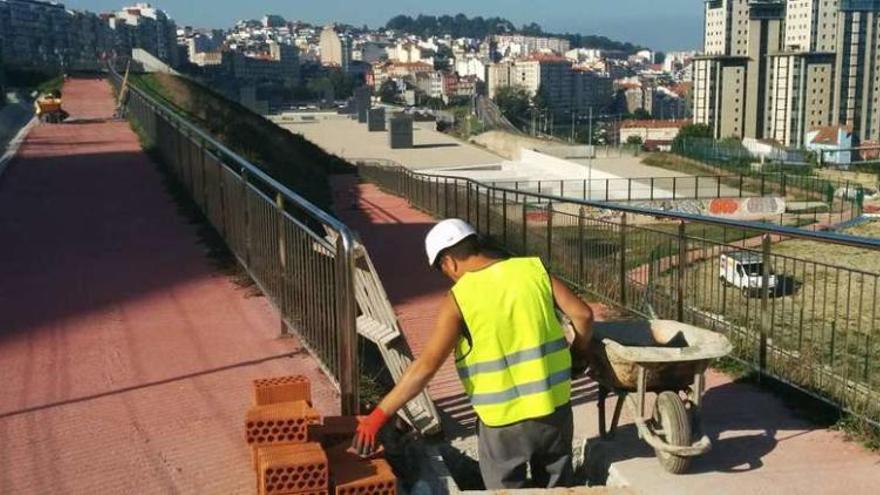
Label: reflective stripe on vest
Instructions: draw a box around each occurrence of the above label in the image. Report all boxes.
[451,257,572,427]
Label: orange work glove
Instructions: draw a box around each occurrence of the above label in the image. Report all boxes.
[351,407,390,457]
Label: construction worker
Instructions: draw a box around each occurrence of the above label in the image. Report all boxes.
[353,218,594,489]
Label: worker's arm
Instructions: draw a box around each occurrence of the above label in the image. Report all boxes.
[551,276,594,357]
[352,293,462,455]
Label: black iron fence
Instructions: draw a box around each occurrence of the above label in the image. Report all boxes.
[358,159,880,425]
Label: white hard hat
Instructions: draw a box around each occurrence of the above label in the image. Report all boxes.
[425,219,477,267]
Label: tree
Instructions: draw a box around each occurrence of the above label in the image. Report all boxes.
[493,86,531,125]
[378,80,401,104]
[626,135,644,146]
[672,123,713,151]
[434,45,453,71]
[421,95,445,110]
[631,108,652,120]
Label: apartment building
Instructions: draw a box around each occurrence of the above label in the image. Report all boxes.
[695,0,880,147]
[111,3,179,66]
[488,55,612,116]
[693,0,785,141]
[833,0,880,145]
[492,34,571,57]
[221,41,299,87]
[319,24,351,72]
[0,0,111,69]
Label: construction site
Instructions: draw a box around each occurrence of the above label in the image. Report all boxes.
[1,66,880,495]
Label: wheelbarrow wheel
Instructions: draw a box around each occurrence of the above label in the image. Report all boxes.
[652,391,692,474]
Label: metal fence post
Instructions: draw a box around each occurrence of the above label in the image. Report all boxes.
[444,177,449,217]
[454,179,459,217]
[502,190,508,246]
[759,233,771,375]
[577,207,585,283]
[242,168,251,266]
[677,221,687,322]
[546,202,553,263]
[486,187,492,237]
[466,183,472,223]
[335,236,359,415]
[276,192,289,336]
[522,200,528,254]
[619,213,627,306]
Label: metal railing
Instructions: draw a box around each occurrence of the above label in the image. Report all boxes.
[358,159,880,425]
[110,70,361,414]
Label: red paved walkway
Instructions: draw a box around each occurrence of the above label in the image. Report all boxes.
[0,78,339,494]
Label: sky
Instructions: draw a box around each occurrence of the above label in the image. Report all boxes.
[65,0,704,51]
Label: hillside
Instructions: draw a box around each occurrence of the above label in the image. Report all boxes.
[131,73,352,211]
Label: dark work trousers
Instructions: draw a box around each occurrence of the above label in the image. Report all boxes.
[477,402,574,489]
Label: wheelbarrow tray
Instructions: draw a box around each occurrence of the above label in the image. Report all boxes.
[587,320,732,392]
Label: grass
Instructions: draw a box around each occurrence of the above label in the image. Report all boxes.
[130,72,354,212]
[642,152,725,177]
[643,152,856,206]
[645,220,880,430]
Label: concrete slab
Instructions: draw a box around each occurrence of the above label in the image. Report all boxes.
[582,371,880,494]
[277,115,502,170]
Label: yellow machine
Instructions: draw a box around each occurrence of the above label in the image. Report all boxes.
[34,92,67,123]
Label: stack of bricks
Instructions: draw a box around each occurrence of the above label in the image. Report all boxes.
[246,375,397,495]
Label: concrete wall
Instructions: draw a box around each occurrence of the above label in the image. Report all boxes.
[132,48,180,75]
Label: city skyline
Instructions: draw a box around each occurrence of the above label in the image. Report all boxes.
[64,0,703,50]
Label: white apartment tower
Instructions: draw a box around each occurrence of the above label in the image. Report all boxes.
[833,0,880,144]
[694,1,785,140]
[696,0,880,146]
[319,24,351,73]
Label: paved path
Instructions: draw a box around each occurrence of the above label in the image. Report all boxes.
[331,175,880,493]
[0,78,339,494]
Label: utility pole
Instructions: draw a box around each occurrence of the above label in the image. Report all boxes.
[588,107,593,145]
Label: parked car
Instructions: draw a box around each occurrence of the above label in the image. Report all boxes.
[719,251,778,296]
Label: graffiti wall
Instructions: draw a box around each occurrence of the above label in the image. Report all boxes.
[627,197,786,221]
[706,197,786,220]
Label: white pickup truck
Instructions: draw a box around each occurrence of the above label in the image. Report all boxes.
[719,251,777,297]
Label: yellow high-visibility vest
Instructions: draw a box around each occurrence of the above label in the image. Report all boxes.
[450,257,571,427]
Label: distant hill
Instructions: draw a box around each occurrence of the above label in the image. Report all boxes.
[384,14,646,53]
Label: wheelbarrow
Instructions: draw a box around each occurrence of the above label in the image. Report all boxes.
[585,319,732,474]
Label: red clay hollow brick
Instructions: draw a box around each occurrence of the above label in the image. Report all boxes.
[253,375,312,406]
[308,416,360,448]
[326,445,396,495]
[245,401,321,447]
[256,442,328,495]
